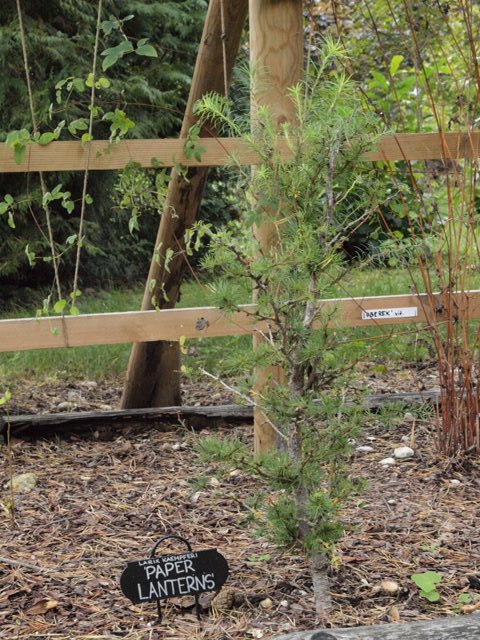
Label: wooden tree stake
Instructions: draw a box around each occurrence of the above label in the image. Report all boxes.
[249,0,304,454]
[121,0,248,409]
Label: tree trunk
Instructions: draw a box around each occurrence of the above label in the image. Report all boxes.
[288,413,333,620]
[121,0,249,409]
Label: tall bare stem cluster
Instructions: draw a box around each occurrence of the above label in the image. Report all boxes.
[356,0,480,455]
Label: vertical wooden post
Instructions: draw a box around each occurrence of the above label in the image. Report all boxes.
[250,0,303,454]
[121,0,248,409]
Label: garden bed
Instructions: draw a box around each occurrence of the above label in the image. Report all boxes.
[1,372,479,639]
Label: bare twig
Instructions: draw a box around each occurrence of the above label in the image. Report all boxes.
[199,367,287,442]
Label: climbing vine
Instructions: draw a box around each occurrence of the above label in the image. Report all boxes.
[3,0,162,316]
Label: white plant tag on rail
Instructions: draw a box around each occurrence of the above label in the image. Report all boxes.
[362,306,418,321]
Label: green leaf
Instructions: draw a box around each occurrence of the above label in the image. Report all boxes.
[68,118,89,135]
[164,247,175,273]
[95,77,111,89]
[389,55,404,76]
[412,571,442,594]
[13,144,27,165]
[62,200,75,214]
[248,553,272,563]
[100,19,116,35]
[135,43,158,58]
[7,212,15,228]
[101,40,134,71]
[102,55,117,71]
[70,305,80,316]
[25,244,36,266]
[54,120,65,136]
[54,299,67,314]
[72,77,86,93]
[55,78,69,90]
[421,589,440,603]
[66,234,77,246]
[81,133,93,145]
[38,132,56,145]
[370,70,389,91]
[103,109,135,140]
[458,593,472,605]
[85,194,93,205]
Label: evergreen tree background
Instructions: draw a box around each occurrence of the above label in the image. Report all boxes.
[0,0,236,301]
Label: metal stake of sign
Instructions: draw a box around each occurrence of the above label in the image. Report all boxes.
[150,534,202,623]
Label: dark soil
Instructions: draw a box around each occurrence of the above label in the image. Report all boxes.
[1,370,480,639]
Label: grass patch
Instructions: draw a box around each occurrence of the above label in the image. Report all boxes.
[0,268,438,385]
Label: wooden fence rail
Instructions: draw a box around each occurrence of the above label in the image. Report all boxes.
[1,131,479,355]
[0,131,479,173]
[1,290,479,353]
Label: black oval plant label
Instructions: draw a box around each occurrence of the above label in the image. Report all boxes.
[120,549,229,603]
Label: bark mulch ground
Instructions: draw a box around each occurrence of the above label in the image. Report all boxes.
[1,372,480,639]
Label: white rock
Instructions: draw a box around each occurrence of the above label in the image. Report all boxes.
[380,457,395,465]
[80,380,98,389]
[366,436,376,442]
[394,446,415,459]
[190,491,204,504]
[356,445,374,453]
[99,404,113,411]
[381,580,400,595]
[57,401,74,412]
[210,477,221,488]
[449,479,461,486]
[404,412,415,422]
[10,473,37,493]
[280,599,289,608]
[229,469,243,478]
[259,598,273,610]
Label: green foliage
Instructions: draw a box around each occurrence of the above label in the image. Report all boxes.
[196,408,359,553]
[411,571,442,603]
[0,0,208,296]
[196,435,250,466]
[0,389,11,406]
[194,42,382,565]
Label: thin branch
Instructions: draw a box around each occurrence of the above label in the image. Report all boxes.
[0,555,51,573]
[72,0,104,301]
[15,0,62,300]
[199,368,287,442]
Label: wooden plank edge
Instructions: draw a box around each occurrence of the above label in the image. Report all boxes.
[1,390,445,441]
[0,138,270,173]
[1,290,480,353]
[273,613,480,640]
[1,132,480,173]
[1,404,253,441]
